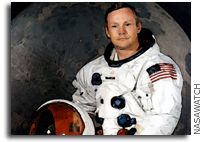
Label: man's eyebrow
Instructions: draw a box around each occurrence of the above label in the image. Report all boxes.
[124,20,134,23]
[109,22,119,25]
[109,20,133,25]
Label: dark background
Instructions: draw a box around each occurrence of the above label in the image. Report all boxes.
[11,2,191,40]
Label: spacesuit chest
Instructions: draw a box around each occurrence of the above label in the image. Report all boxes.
[90,60,146,92]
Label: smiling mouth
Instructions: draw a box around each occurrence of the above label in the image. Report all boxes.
[117,38,128,40]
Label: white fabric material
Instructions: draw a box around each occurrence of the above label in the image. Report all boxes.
[72,43,183,135]
[110,48,119,61]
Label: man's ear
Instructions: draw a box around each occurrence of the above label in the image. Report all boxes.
[105,26,110,38]
[137,22,142,34]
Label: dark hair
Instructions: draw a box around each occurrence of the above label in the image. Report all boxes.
[105,2,140,27]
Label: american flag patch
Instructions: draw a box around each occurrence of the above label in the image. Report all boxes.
[146,63,177,83]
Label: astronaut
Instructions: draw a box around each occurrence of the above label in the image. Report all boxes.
[72,3,183,135]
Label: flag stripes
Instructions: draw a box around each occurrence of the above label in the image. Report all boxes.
[149,63,177,83]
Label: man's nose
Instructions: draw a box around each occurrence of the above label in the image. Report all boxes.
[118,27,127,35]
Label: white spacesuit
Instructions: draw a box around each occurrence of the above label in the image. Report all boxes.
[72,35,183,135]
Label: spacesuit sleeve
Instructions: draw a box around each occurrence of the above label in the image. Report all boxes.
[72,68,96,114]
[135,63,183,135]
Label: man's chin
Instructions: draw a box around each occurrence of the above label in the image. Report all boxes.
[114,45,129,50]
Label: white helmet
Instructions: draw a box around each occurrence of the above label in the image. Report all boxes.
[29,99,95,135]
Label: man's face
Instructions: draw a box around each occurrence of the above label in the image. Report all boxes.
[106,8,141,50]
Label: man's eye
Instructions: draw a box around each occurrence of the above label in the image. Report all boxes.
[112,25,117,28]
[125,23,131,26]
